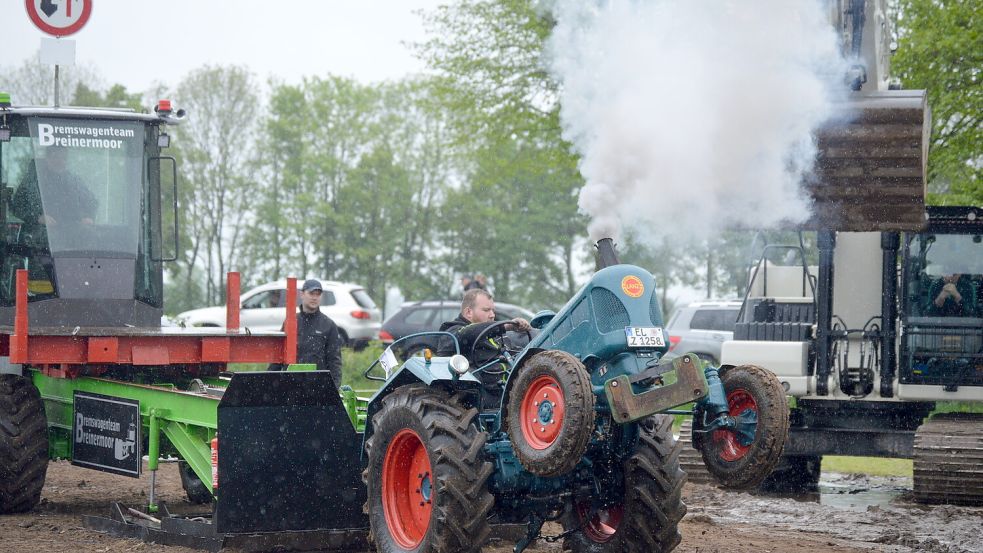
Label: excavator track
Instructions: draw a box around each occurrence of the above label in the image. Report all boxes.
[913,413,983,506]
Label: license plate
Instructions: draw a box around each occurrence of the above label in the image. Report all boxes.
[625,327,665,348]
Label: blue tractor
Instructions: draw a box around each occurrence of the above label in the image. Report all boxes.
[360,239,790,553]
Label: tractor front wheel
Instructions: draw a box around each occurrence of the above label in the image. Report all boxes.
[561,415,686,553]
[0,374,49,514]
[365,385,493,553]
[698,364,789,490]
[506,350,595,477]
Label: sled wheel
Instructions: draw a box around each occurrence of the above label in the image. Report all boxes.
[506,350,594,477]
[561,415,686,552]
[699,364,789,490]
[365,385,493,553]
[0,374,49,514]
[178,460,214,505]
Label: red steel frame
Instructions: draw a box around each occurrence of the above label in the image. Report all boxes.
[4,270,298,377]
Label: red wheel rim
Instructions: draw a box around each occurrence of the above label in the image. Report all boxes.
[519,375,566,450]
[382,429,433,549]
[711,388,758,462]
[577,501,623,543]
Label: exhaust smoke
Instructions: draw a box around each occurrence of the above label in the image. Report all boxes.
[545,0,848,244]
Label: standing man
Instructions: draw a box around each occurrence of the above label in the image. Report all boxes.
[268,279,344,390]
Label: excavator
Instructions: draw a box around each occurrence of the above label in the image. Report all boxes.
[681,0,982,506]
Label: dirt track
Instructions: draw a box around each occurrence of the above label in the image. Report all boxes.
[1,461,981,553]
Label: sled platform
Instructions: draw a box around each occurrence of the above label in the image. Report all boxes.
[82,502,371,552]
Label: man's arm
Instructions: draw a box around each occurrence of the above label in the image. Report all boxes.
[324,319,343,377]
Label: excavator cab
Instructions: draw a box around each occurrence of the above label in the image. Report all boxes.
[900,208,983,389]
[0,104,180,327]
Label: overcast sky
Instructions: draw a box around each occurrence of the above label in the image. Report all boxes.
[6,0,443,93]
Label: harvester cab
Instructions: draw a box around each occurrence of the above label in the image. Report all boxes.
[359,238,789,553]
[0,99,183,327]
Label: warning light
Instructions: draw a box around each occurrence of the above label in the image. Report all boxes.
[0,92,11,108]
[156,99,172,114]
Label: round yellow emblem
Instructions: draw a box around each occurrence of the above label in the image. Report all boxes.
[621,275,644,298]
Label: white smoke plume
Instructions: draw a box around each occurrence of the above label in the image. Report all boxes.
[545,0,848,243]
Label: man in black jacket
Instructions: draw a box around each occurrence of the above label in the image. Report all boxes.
[437,289,531,404]
[268,279,344,390]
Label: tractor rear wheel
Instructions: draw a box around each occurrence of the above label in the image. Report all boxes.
[506,350,595,477]
[0,374,49,514]
[365,385,493,553]
[697,364,789,490]
[561,415,686,553]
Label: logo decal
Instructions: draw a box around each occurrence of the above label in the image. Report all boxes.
[621,275,644,298]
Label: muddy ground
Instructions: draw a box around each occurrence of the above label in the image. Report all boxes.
[1,460,980,553]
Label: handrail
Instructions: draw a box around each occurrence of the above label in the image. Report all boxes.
[362,331,460,382]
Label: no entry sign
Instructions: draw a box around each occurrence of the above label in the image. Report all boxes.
[25,0,92,37]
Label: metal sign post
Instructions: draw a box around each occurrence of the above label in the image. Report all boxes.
[25,0,93,106]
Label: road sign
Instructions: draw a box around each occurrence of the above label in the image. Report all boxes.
[25,0,92,37]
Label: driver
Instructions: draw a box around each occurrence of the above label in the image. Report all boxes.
[12,146,97,233]
[437,289,532,404]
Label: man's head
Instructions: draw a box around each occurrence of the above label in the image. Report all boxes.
[300,279,323,313]
[462,289,495,323]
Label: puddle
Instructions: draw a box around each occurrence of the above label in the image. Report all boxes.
[688,471,983,553]
[816,472,909,511]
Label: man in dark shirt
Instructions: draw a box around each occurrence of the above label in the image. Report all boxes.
[437,289,531,404]
[925,273,978,317]
[12,146,97,234]
[269,279,344,390]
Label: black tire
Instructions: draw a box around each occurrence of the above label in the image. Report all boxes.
[562,415,686,553]
[506,350,595,477]
[178,460,214,504]
[0,374,49,514]
[758,455,821,493]
[364,385,493,553]
[697,364,789,490]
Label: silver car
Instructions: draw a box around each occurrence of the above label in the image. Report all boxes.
[664,300,741,364]
[174,279,382,347]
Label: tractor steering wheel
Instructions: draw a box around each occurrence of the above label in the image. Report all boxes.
[468,320,531,372]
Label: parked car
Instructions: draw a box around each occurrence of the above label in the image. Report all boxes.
[664,300,741,364]
[380,300,535,357]
[174,280,382,348]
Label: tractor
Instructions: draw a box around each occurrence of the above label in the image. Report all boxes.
[356,238,790,552]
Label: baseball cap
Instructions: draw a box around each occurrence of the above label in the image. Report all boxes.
[301,279,322,292]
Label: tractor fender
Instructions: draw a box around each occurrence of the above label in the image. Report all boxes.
[360,357,481,459]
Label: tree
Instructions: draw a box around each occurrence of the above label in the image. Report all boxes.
[417,0,588,308]
[0,51,101,106]
[71,83,143,111]
[893,0,981,204]
[170,65,260,306]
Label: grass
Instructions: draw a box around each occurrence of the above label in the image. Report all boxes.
[822,456,913,477]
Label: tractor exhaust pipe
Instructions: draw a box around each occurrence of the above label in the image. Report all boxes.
[595,238,621,270]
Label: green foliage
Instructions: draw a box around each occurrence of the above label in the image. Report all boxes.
[71,83,143,111]
[894,0,981,203]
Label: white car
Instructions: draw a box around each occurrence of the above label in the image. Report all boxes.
[174,279,382,347]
